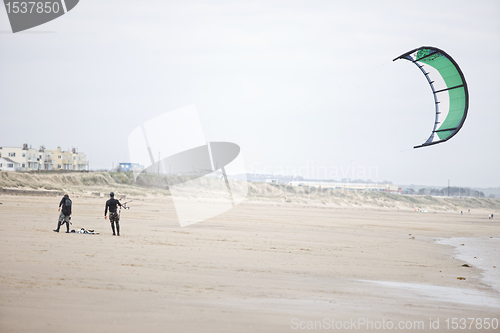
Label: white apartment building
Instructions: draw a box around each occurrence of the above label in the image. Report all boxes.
[0,144,88,171]
[0,157,21,171]
[0,144,37,170]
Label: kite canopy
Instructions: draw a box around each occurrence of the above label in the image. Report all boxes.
[393,46,469,149]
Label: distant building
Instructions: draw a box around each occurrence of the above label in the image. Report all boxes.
[0,144,45,170]
[36,145,54,170]
[288,181,399,192]
[0,157,21,171]
[119,163,144,173]
[0,144,88,171]
[48,147,88,171]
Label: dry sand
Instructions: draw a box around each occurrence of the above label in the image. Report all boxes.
[0,186,499,332]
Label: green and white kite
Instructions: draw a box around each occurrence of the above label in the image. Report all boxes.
[394,46,469,149]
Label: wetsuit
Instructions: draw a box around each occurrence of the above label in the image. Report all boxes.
[105,198,122,235]
[54,196,71,233]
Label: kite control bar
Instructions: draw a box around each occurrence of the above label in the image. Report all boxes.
[119,198,132,210]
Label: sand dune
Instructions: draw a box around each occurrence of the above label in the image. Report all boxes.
[1,171,499,212]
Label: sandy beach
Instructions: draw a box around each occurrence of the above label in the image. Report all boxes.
[0,183,499,332]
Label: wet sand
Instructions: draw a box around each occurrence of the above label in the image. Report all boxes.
[0,194,499,332]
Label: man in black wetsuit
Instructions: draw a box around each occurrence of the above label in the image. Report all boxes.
[104,192,122,236]
[54,194,71,233]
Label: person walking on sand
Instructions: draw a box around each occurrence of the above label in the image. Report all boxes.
[54,194,72,233]
[104,192,122,236]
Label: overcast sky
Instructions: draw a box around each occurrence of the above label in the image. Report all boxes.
[1,0,499,188]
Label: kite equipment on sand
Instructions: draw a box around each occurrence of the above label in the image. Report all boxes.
[69,228,99,234]
[393,46,469,149]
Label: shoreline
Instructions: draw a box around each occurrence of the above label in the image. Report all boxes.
[435,237,500,294]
